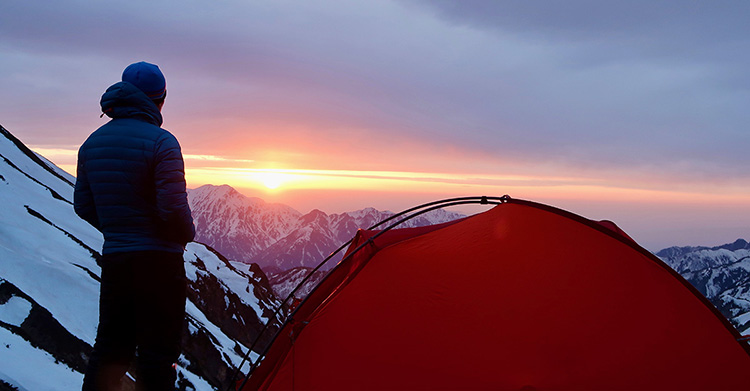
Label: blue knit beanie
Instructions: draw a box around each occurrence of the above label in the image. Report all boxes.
[122,61,167,100]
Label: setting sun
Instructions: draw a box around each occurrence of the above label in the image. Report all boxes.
[259,172,284,189]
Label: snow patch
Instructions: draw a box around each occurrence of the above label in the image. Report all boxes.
[185,243,269,323]
[176,354,214,391]
[0,296,32,327]
[0,327,83,391]
[185,301,258,371]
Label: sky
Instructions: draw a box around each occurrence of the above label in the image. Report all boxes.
[1,0,749,251]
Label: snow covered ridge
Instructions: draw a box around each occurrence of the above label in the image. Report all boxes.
[657,239,750,274]
[267,267,327,302]
[0,125,282,391]
[188,184,466,272]
[656,239,750,335]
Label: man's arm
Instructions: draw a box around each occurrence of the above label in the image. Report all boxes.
[73,151,101,230]
[154,132,195,246]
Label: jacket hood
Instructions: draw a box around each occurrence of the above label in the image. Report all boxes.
[100,81,163,126]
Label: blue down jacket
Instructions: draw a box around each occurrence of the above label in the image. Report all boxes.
[74,81,195,254]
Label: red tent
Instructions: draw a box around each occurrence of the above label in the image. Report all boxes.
[243,197,750,390]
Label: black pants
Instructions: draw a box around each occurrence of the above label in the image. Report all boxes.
[83,251,187,391]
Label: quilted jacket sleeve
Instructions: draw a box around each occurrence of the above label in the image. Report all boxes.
[153,132,195,246]
[73,148,101,231]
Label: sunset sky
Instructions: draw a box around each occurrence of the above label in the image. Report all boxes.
[1,1,749,250]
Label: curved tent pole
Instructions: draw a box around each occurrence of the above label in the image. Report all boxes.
[228,196,509,390]
[231,196,509,390]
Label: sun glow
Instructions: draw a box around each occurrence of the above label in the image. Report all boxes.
[259,172,284,189]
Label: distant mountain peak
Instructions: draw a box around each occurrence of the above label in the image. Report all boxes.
[656,238,750,261]
[299,209,328,225]
[728,238,749,251]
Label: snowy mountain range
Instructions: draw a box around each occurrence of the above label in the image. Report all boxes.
[657,239,750,334]
[187,184,465,273]
[0,125,282,391]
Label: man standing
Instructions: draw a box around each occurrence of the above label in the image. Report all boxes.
[74,61,195,391]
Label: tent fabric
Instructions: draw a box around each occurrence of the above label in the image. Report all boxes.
[244,199,750,391]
